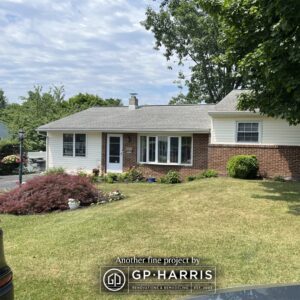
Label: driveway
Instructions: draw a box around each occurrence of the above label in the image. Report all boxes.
[0,174,40,190]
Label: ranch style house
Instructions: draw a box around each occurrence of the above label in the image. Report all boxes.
[38,90,300,179]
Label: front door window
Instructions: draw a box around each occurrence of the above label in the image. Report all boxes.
[107,134,123,173]
[109,137,120,163]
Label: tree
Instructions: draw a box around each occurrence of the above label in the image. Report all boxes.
[143,0,243,104]
[66,93,122,113]
[0,87,123,151]
[52,85,65,103]
[0,86,68,150]
[0,89,8,109]
[200,0,300,124]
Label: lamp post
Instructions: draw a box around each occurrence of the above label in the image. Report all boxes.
[18,129,25,185]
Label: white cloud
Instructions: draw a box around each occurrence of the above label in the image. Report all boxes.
[0,0,189,104]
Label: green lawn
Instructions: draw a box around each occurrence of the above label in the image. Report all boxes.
[1,178,300,299]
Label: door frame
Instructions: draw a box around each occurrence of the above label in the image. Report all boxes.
[106,134,123,173]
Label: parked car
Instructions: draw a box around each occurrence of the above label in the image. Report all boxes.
[0,229,13,299]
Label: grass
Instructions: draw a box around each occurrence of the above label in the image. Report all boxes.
[1,178,300,299]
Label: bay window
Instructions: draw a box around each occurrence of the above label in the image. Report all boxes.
[181,136,192,164]
[139,135,192,165]
[158,136,168,163]
[170,137,179,163]
[139,136,147,162]
[149,137,156,162]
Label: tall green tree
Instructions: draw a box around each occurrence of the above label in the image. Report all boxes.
[66,93,122,113]
[0,89,8,109]
[200,0,300,124]
[143,0,243,104]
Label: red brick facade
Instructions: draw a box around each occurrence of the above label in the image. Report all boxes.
[208,144,300,179]
[101,133,300,179]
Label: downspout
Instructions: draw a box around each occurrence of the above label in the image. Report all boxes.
[46,133,49,170]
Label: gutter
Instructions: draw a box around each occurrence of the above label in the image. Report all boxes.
[37,128,211,133]
[208,111,260,117]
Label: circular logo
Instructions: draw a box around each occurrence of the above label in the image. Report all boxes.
[103,268,126,292]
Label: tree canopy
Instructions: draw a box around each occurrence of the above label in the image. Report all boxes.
[143,0,243,104]
[0,86,122,151]
[199,0,300,124]
[67,93,122,113]
[146,0,300,123]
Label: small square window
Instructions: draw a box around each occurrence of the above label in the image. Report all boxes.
[237,122,259,142]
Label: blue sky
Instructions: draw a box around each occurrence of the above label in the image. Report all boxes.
[0,0,190,105]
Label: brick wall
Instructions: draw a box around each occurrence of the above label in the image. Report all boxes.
[208,144,300,179]
[123,133,138,170]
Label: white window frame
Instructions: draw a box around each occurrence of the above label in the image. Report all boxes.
[137,134,193,166]
[235,121,261,144]
[62,133,87,158]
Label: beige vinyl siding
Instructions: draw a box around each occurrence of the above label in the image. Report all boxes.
[211,116,300,146]
[47,131,102,172]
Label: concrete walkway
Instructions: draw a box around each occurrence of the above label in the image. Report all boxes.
[0,174,40,190]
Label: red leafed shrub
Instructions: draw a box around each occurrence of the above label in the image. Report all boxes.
[0,174,105,215]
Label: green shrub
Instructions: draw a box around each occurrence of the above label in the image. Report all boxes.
[90,176,101,183]
[103,167,144,184]
[227,155,259,179]
[187,175,196,182]
[273,175,286,182]
[105,173,119,183]
[186,170,218,182]
[117,173,126,182]
[0,154,20,175]
[44,167,65,175]
[199,169,218,178]
[107,177,114,184]
[77,170,100,184]
[124,167,144,182]
[0,140,19,159]
[160,170,181,184]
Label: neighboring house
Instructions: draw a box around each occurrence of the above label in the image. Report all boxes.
[38,90,300,179]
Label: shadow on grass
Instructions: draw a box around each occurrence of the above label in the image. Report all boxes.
[252,181,300,216]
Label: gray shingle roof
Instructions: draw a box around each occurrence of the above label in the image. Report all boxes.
[38,104,216,132]
[214,89,250,112]
[38,90,252,132]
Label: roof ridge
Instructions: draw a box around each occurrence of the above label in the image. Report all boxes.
[90,104,215,108]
